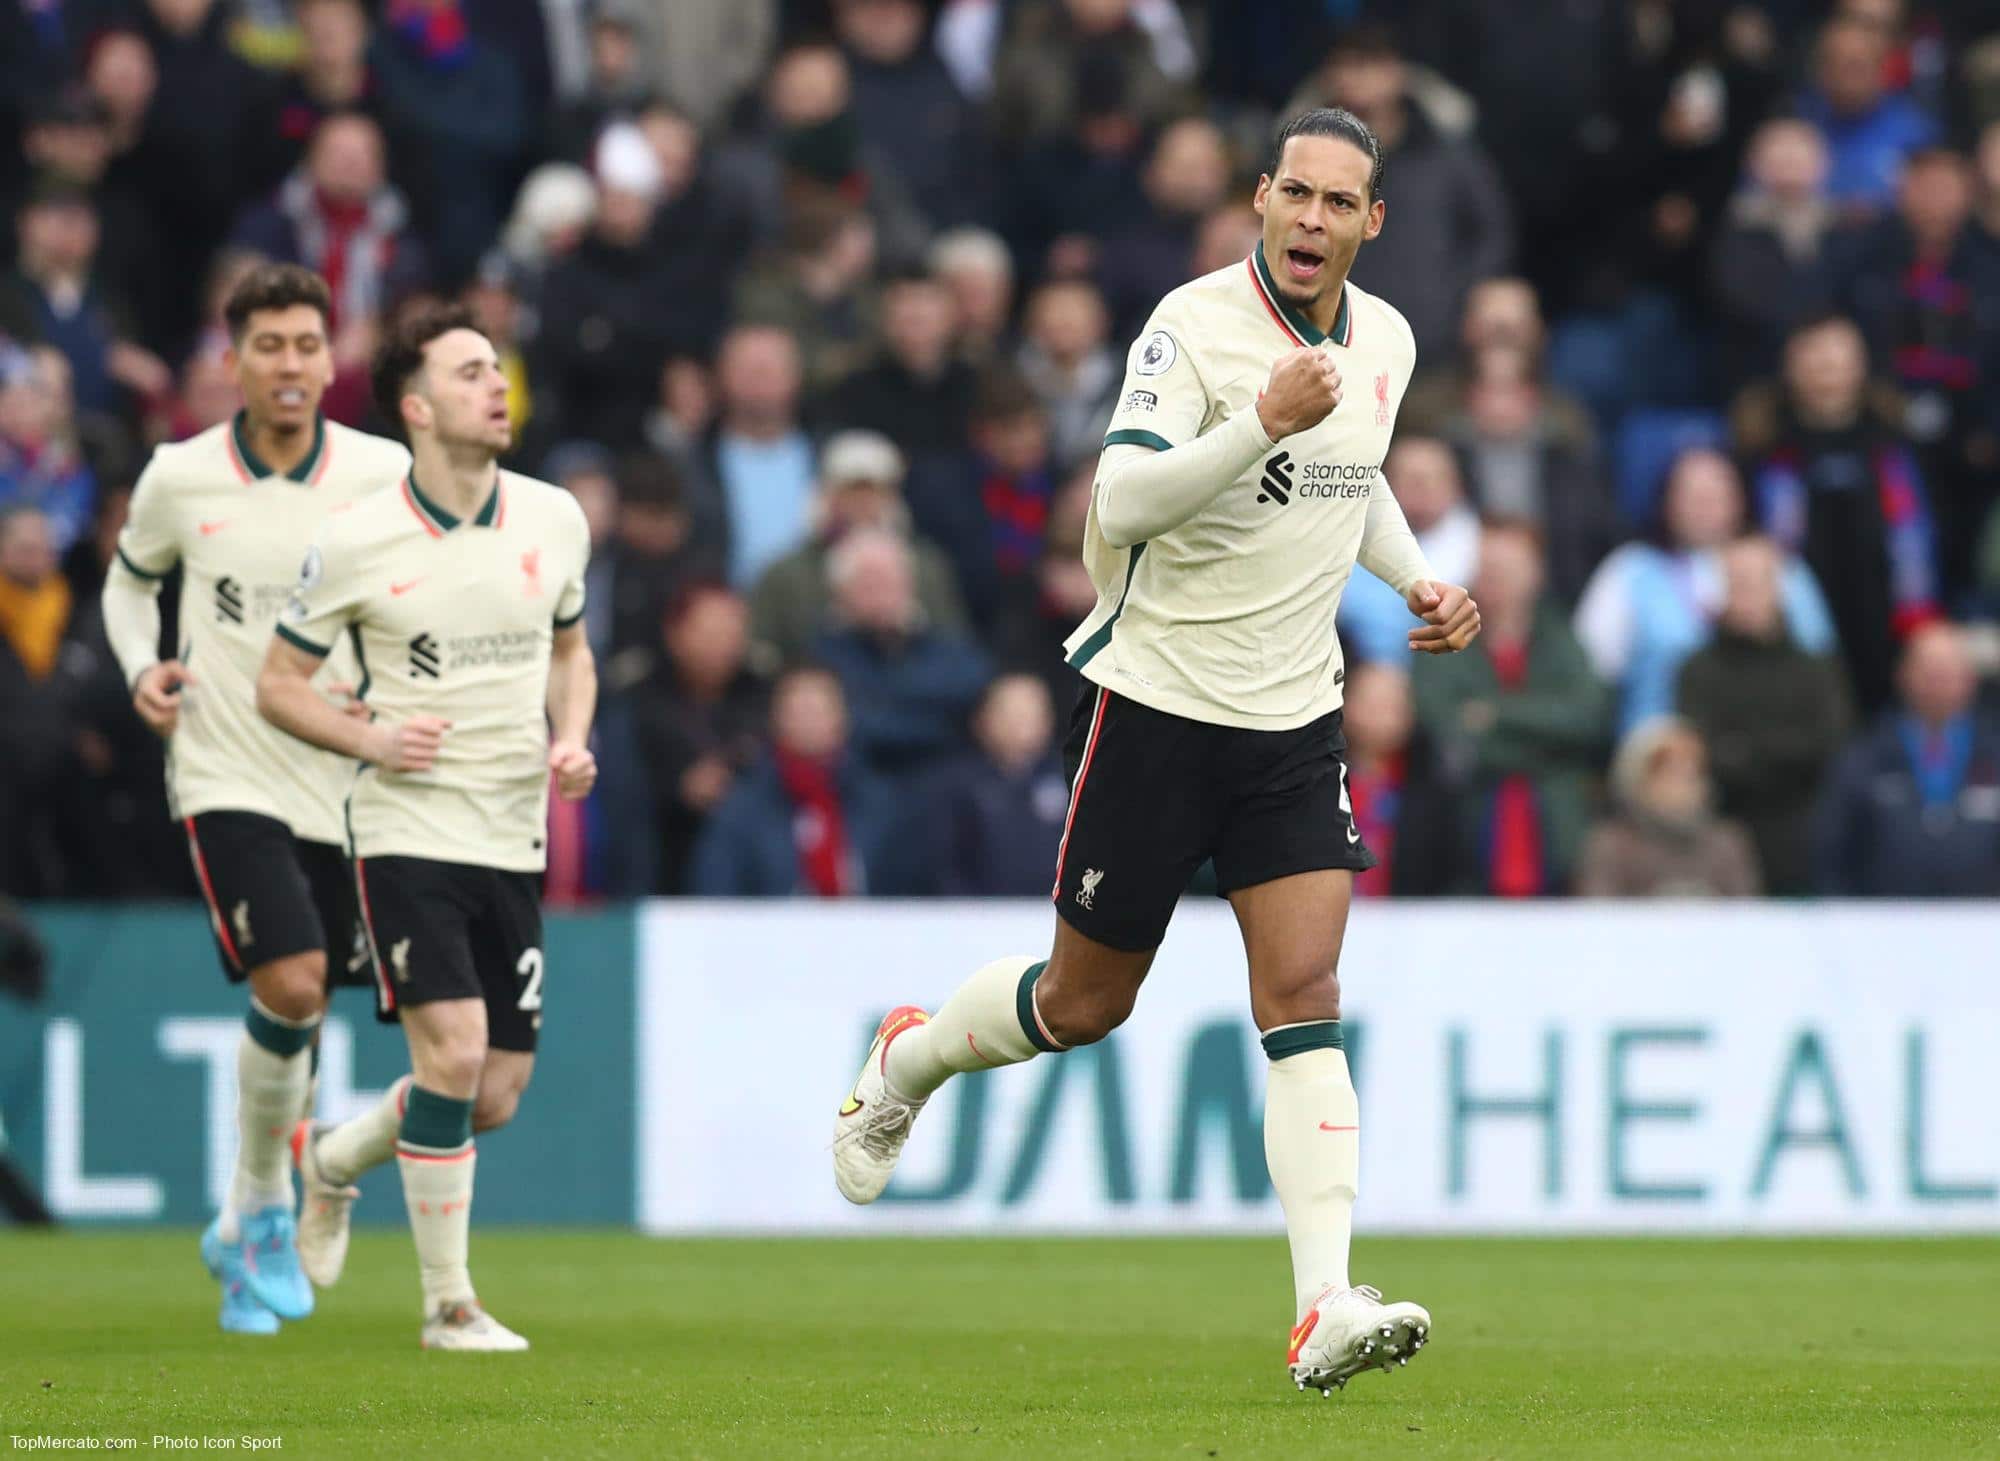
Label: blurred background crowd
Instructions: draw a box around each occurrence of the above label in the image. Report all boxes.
[2,0,1999,904]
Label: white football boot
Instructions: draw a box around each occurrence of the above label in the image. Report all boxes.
[421,1300,530,1352]
[290,1121,359,1288]
[832,1006,931,1204]
[1288,1283,1432,1394]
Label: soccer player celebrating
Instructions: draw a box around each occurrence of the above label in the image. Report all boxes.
[256,304,595,1352]
[103,264,412,1335]
[833,109,1481,1393]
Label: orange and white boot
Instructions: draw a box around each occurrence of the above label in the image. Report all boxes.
[1288,1284,1432,1394]
[832,1006,931,1204]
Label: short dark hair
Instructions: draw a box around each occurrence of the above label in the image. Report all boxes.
[370,302,479,430]
[616,451,685,511]
[1267,107,1384,202]
[223,263,332,343]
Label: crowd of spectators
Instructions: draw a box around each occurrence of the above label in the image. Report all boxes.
[3,0,2000,903]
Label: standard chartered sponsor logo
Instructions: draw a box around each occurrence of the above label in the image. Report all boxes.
[445,629,540,669]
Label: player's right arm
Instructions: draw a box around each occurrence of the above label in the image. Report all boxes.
[1094,309,1342,548]
[255,525,447,772]
[103,453,194,736]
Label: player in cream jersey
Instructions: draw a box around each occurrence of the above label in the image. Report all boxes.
[832,111,1483,1398]
[102,265,409,1336]
[258,304,596,1352]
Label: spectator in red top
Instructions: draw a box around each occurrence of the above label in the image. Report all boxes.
[1412,518,1613,897]
[257,0,381,196]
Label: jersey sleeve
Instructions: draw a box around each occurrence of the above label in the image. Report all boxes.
[276,521,367,658]
[1100,297,1209,453]
[552,494,590,630]
[115,453,181,579]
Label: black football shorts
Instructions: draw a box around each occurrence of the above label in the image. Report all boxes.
[182,810,366,987]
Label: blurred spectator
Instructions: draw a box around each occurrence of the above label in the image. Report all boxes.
[634,582,769,892]
[709,323,816,590]
[1401,278,1597,454]
[928,227,1016,367]
[1094,117,1232,341]
[733,200,882,396]
[750,430,968,668]
[689,663,903,897]
[1797,14,1939,214]
[993,461,1097,714]
[1677,533,1852,895]
[14,87,169,362]
[1576,717,1762,897]
[928,671,1069,895]
[552,445,705,658]
[813,527,991,772]
[546,1,651,165]
[1340,435,1480,667]
[370,0,530,284]
[1,180,166,420]
[125,0,269,353]
[740,42,928,269]
[1977,119,2000,250]
[990,0,1185,149]
[1741,312,1938,712]
[259,0,380,194]
[549,443,620,657]
[1815,620,2000,896]
[1413,518,1612,897]
[462,253,532,443]
[1002,52,1151,276]
[1190,201,1262,278]
[834,0,979,232]
[1711,119,1846,393]
[1300,24,1513,362]
[1446,344,1616,605]
[532,122,702,447]
[1575,447,1836,734]
[633,102,755,357]
[499,162,596,281]
[1341,663,1454,897]
[823,268,978,454]
[1834,146,2000,604]
[0,346,96,554]
[0,504,80,896]
[628,0,775,133]
[1017,277,1118,473]
[228,113,427,422]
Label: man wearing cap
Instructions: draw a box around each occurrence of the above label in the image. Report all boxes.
[747,429,970,667]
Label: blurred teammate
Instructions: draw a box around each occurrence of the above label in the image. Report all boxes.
[257,304,596,1351]
[832,109,1481,1394]
[101,264,410,1334]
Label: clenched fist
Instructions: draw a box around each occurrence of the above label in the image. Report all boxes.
[1255,348,1343,440]
[361,714,451,772]
[132,660,195,737]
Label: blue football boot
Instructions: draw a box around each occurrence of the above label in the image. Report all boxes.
[200,1217,280,1335]
[238,1206,315,1321]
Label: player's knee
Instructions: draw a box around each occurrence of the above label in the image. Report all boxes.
[422,1039,488,1098]
[1259,964,1341,1026]
[1041,980,1139,1047]
[253,954,327,1023]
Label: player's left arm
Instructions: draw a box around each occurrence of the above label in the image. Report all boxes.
[546,508,598,801]
[546,623,598,801]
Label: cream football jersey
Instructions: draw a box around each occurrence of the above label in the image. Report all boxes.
[116,415,411,842]
[1066,248,1421,731]
[277,471,589,873]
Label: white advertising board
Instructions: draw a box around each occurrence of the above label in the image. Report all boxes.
[638,901,1999,1234]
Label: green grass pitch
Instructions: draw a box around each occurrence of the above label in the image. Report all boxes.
[5,1232,1997,1458]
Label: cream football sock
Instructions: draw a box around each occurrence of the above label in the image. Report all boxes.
[316,1075,412,1186]
[1262,1022,1359,1320]
[397,1085,478,1312]
[884,955,1062,1100]
[220,998,319,1240]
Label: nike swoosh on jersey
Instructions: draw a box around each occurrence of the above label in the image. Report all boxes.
[391,578,426,596]
[198,520,231,535]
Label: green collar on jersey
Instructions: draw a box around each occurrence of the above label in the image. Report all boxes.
[407,470,501,531]
[232,411,326,483]
[1250,245,1352,348]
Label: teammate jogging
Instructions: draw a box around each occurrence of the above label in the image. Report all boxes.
[832,108,1482,1394]
[103,264,411,1335]
[256,303,596,1351]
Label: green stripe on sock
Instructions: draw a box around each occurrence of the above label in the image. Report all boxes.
[1261,1021,1342,1061]
[1015,960,1060,1053]
[401,1085,474,1149]
[245,1003,317,1057]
